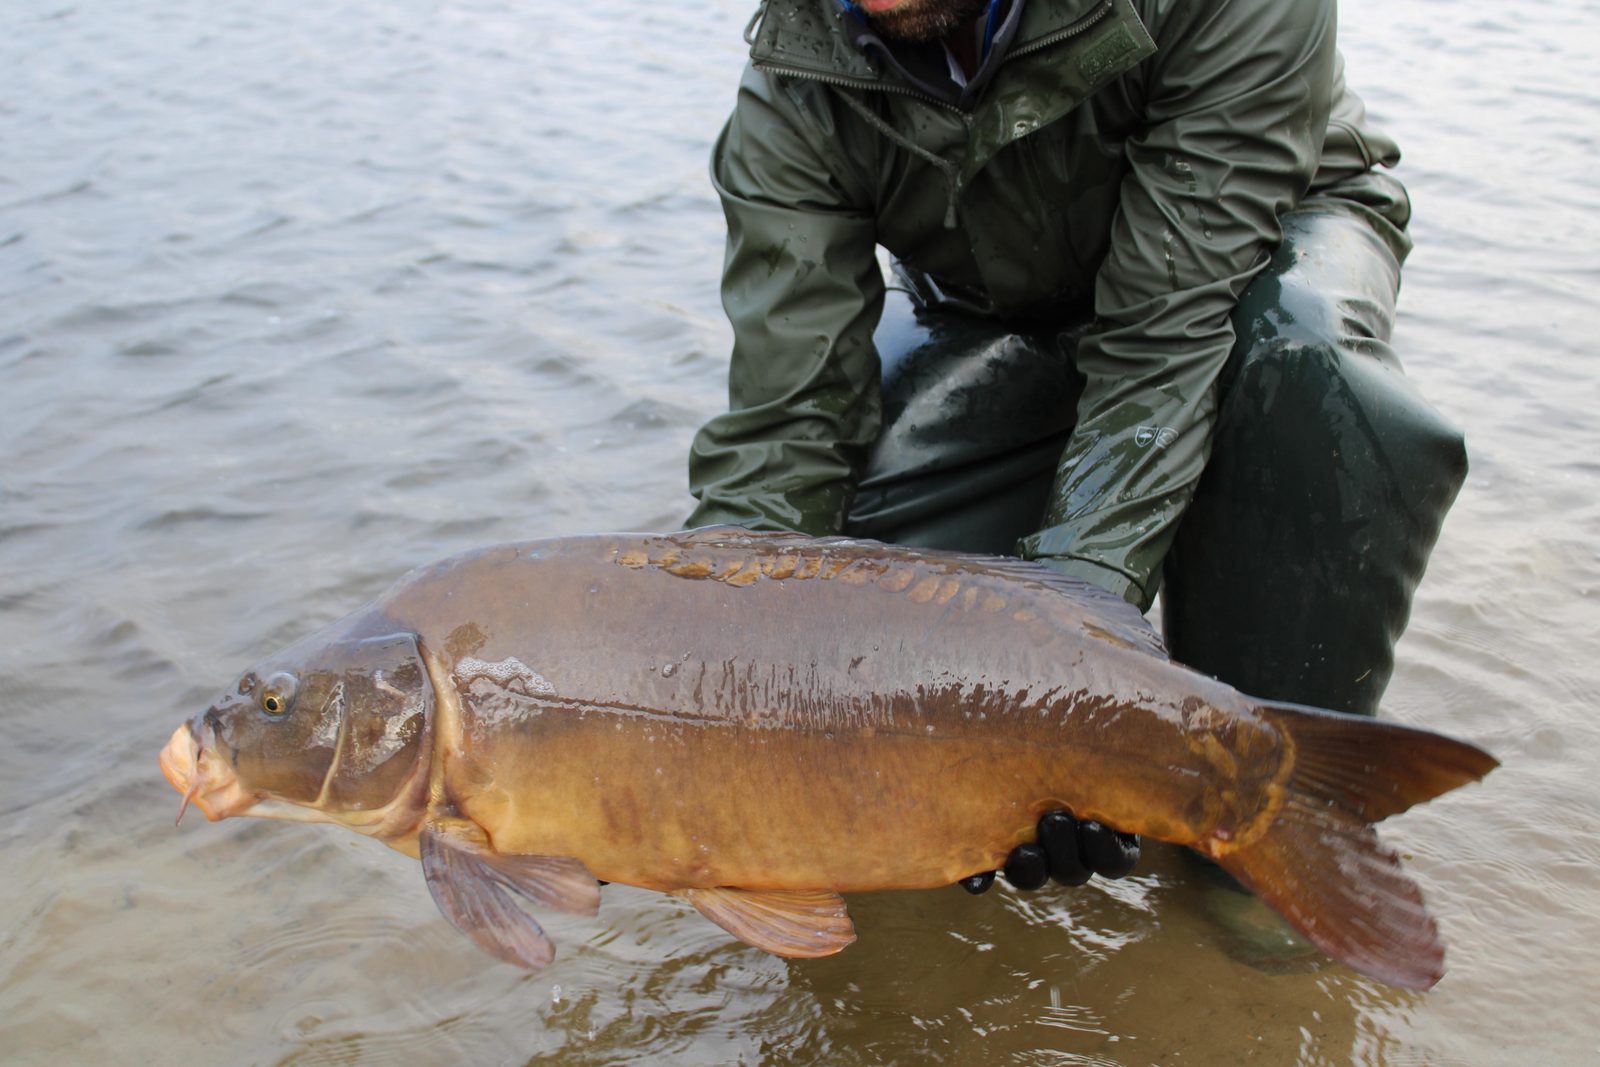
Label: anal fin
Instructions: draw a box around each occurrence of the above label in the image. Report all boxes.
[419,827,600,970]
[674,887,855,959]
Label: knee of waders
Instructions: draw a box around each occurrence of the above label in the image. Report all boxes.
[1164,333,1466,715]
[846,290,1081,553]
[1214,332,1468,565]
[1219,207,1467,537]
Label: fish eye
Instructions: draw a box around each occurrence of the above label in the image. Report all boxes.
[258,672,298,716]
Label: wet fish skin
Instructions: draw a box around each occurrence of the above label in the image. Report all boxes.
[392,530,1270,889]
[158,528,1497,989]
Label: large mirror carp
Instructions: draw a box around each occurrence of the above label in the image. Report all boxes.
[159,528,1497,989]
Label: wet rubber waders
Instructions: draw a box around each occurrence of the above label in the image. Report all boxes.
[845,205,1467,720]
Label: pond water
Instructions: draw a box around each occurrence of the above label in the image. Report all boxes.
[2,0,1597,1063]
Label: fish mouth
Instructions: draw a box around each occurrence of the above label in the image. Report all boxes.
[159,721,258,823]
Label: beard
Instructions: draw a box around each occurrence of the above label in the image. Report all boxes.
[867,0,992,44]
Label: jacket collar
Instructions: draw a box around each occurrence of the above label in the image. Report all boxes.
[747,0,1155,184]
[747,0,1120,94]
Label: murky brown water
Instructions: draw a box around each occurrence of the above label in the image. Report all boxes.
[3,0,1597,1063]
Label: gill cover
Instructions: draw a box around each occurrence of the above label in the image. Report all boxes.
[320,633,433,809]
[211,631,433,813]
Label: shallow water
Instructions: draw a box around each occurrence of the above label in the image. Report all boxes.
[2,0,1597,1063]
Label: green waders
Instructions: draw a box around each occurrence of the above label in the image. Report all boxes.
[844,204,1466,719]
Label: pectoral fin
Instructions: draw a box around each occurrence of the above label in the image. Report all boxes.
[419,827,600,969]
[674,887,856,959]
[476,852,602,916]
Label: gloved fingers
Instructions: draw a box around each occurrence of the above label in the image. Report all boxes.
[1001,843,1049,890]
[959,870,996,895]
[1079,820,1139,879]
[1038,810,1091,886]
[959,811,1139,894]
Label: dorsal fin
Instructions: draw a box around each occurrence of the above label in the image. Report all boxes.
[671,529,1164,657]
[673,526,865,550]
[945,554,1165,659]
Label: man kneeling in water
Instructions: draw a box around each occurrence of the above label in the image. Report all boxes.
[687,0,1465,910]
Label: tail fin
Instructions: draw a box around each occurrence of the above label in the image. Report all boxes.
[1212,703,1498,991]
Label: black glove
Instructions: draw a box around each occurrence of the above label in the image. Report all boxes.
[959,811,1139,894]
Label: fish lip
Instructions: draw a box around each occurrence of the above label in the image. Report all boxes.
[159,720,257,821]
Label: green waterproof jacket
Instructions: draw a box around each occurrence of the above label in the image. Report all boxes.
[686,0,1408,608]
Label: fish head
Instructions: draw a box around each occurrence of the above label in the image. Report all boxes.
[161,629,434,832]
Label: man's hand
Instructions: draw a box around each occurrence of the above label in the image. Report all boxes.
[959,811,1139,894]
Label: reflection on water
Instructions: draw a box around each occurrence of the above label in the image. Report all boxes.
[2,0,1597,1063]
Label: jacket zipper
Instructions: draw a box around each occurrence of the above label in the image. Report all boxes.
[1004,0,1113,61]
[750,65,960,113]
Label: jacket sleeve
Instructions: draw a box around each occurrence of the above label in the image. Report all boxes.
[1019,0,1338,609]
[686,65,884,535]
